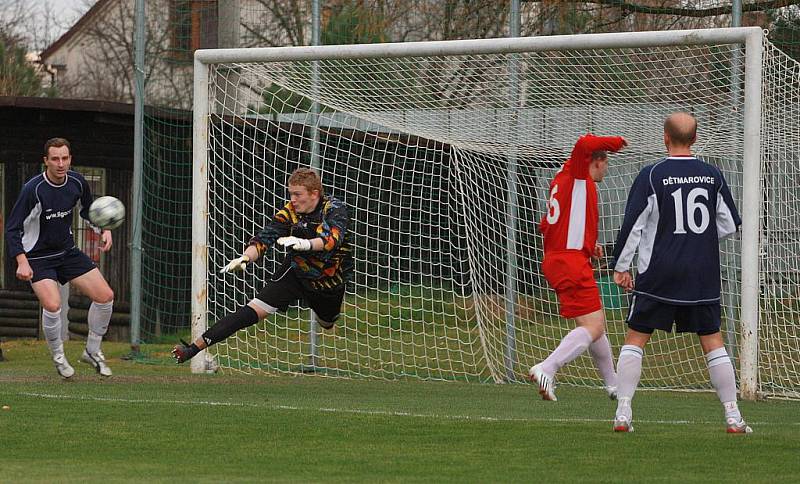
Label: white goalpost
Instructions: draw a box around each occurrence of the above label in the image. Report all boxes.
[192,27,800,400]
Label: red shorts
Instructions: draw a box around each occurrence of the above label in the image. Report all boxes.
[542,252,601,318]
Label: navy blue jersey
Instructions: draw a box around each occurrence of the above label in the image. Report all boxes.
[5,171,98,260]
[611,156,741,305]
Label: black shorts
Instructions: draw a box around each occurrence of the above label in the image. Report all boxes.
[626,294,721,336]
[255,266,346,325]
[29,247,97,284]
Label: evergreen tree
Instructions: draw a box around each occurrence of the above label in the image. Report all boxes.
[0,36,45,96]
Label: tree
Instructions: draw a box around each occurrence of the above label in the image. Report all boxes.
[0,37,46,96]
[768,5,800,61]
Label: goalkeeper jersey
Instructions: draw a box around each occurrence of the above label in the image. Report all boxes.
[5,171,99,260]
[611,156,741,305]
[540,134,626,258]
[250,195,353,290]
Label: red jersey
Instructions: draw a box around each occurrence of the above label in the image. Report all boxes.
[540,134,626,258]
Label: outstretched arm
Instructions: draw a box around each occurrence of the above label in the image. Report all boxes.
[569,134,627,179]
[220,203,292,273]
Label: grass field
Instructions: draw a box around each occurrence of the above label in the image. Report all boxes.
[1,339,798,483]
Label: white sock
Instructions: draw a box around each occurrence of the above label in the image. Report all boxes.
[42,308,64,356]
[541,326,593,376]
[706,347,741,420]
[588,333,617,388]
[86,301,113,354]
[615,345,644,419]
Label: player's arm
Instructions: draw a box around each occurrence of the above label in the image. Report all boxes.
[220,205,291,273]
[569,134,627,178]
[573,133,628,155]
[611,168,653,276]
[4,186,36,280]
[316,201,349,254]
[277,201,349,255]
[715,169,742,240]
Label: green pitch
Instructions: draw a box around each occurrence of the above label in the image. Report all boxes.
[0,340,798,483]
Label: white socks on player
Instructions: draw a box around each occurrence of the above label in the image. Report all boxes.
[588,333,617,388]
[706,347,741,420]
[42,308,64,356]
[540,326,593,376]
[615,345,644,419]
[86,300,113,355]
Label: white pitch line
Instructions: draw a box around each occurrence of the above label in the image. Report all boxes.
[8,391,795,427]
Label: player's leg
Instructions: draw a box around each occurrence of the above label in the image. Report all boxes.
[697,329,752,433]
[536,309,602,378]
[530,255,601,401]
[31,276,74,378]
[613,328,649,432]
[307,283,346,330]
[529,314,595,402]
[674,304,751,433]
[586,327,618,399]
[172,270,302,363]
[69,260,115,377]
[613,295,673,432]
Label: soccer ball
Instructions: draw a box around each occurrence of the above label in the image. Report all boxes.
[89,196,125,230]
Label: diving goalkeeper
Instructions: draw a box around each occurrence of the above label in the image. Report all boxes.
[172,168,353,363]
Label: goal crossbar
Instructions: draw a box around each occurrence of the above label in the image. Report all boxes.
[195,27,762,63]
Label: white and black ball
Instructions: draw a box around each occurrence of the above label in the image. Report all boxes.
[88,196,125,230]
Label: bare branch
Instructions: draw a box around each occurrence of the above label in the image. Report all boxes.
[520,0,800,18]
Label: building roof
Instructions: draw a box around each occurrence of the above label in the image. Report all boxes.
[0,95,133,114]
[0,96,190,121]
[39,0,112,62]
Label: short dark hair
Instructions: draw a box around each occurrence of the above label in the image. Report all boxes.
[44,138,71,157]
[664,112,697,145]
[591,150,608,161]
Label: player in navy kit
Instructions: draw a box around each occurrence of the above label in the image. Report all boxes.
[5,138,115,378]
[610,112,751,433]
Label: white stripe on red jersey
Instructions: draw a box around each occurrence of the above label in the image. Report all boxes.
[540,134,626,258]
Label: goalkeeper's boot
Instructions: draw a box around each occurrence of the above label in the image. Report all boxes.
[613,415,634,433]
[528,364,557,401]
[81,349,112,377]
[171,339,198,364]
[53,353,75,379]
[726,417,753,434]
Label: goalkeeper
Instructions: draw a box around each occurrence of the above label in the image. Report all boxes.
[172,168,352,364]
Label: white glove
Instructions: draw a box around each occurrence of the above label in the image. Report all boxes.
[220,255,250,273]
[277,236,312,251]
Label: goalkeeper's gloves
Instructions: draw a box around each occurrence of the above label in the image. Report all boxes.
[220,255,250,273]
[277,236,312,252]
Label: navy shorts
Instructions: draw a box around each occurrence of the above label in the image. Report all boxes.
[255,265,346,326]
[626,294,721,336]
[29,247,97,284]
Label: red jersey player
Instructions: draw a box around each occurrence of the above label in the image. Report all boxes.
[529,133,627,401]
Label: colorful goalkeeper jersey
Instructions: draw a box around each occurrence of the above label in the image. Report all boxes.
[611,156,741,305]
[5,170,98,260]
[250,195,353,290]
[540,134,627,258]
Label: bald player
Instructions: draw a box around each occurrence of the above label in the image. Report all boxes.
[609,111,751,434]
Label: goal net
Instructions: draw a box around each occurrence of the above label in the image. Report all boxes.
[193,28,800,399]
